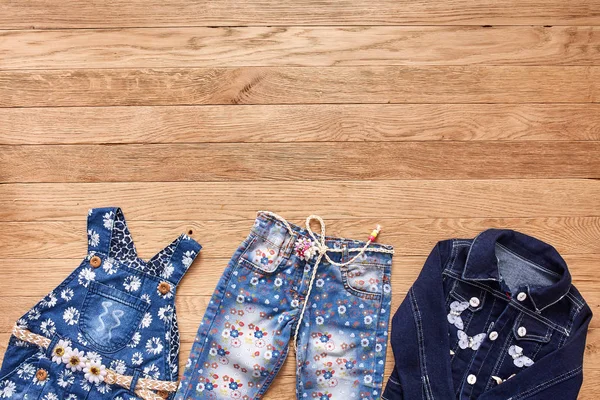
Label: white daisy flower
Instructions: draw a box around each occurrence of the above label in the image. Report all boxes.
[16,362,36,380]
[145,337,163,355]
[182,250,196,268]
[40,318,56,336]
[41,292,57,308]
[88,229,100,247]
[61,288,74,302]
[364,316,373,325]
[86,352,102,363]
[141,294,151,304]
[63,307,80,325]
[52,339,71,364]
[95,382,112,394]
[102,257,118,275]
[103,212,114,229]
[127,332,141,348]
[16,318,28,329]
[0,380,16,398]
[143,364,160,379]
[338,305,347,314]
[315,316,324,325]
[236,295,245,304]
[27,307,41,321]
[361,338,370,347]
[83,360,107,384]
[274,278,283,287]
[364,375,373,384]
[110,360,127,375]
[316,279,325,288]
[57,369,75,388]
[78,268,96,287]
[158,305,173,322]
[161,264,174,279]
[131,352,144,366]
[43,392,59,400]
[63,348,87,372]
[123,276,141,292]
[141,312,153,328]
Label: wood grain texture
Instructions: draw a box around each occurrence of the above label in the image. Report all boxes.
[2,104,600,144]
[1,142,599,182]
[1,66,600,107]
[2,26,600,69]
[1,0,600,28]
[2,0,600,397]
[1,217,599,259]
[1,180,599,221]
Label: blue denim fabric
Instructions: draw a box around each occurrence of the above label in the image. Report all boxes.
[0,207,201,400]
[383,229,592,400]
[176,212,394,400]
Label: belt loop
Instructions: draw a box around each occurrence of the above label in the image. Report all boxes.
[130,369,141,394]
[342,244,349,263]
[44,334,61,358]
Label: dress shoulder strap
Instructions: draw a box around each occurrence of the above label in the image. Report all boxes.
[86,207,119,256]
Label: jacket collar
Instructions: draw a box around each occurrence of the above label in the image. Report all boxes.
[463,229,571,311]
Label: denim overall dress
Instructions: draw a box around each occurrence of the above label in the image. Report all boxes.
[0,207,201,400]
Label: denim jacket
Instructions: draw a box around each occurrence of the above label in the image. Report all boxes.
[383,229,592,400]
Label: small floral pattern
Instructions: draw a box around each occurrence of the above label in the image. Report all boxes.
[0,208,201,399]
[177,215,393,400]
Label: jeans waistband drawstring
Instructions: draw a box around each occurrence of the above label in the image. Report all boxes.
[257,211,395,352]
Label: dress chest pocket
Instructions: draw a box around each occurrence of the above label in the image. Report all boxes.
[79,281,149,353]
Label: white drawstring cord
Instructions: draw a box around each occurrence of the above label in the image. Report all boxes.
[257,211,394,351]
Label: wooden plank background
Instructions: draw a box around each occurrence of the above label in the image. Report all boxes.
[1,0,599,398]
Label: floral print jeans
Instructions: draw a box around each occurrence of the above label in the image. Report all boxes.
[176,212,394,400]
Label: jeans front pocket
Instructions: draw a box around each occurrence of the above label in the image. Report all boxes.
[341,259,389,301]
[78,281,149,353]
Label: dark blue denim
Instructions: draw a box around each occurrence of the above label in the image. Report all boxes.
[383,229,592,400]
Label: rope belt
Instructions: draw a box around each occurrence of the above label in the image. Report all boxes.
[12,326,178,400]
[258,212,395,351]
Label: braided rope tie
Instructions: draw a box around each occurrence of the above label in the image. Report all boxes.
[12,326,178,400]
[257,211,394,351]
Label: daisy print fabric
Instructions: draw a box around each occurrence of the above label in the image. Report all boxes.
[176,212,393,400]
[0,208,201,400]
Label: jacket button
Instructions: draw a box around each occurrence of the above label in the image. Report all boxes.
[517,326,527,337]
[489,331,498,341]
[467,374,477,385]
[36,368,48,381]
[89,255,102,268]
[517,292,527,301]
[469,297,480,308]
[157,390,170,399]
[158,281,171,295]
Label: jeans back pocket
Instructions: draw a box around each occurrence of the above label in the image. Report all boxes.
[79,281,149,353]
[238,227,296,275]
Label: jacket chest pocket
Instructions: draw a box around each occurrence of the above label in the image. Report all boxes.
[506,313,553,369]
[79,281,149,353]
[447,281,487,331]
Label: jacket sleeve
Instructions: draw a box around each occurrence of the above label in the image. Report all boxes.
[481,303,592,400]
[383,240,456,400]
